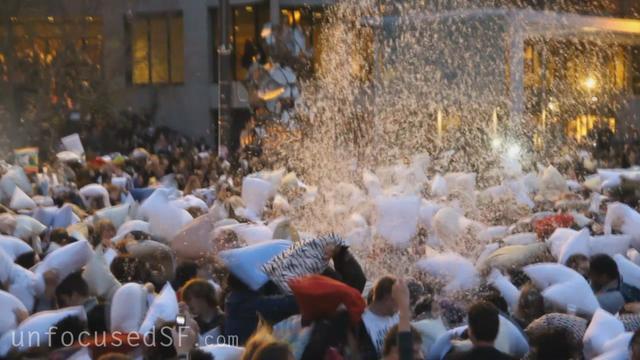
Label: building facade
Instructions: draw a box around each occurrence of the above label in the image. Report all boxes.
[1,0,640,147]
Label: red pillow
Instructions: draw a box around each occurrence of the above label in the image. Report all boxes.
[534,214,574,239]
[289,275,366,326]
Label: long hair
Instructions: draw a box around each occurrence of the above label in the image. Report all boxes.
[241,318,291,360]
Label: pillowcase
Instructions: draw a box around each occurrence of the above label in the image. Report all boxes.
[589,235,632,258]
[169,214,217,259]
[241,177,273,218]
[417,253,479,293]
[0,290,28,336]
[613,254,640,290]
[494,315,530,358]
[0,167,32,201]
[79,183,111,208]
[110,283,149,332]
[139,283,179,335]
[7,262,42,313]
[169,195,208,213]
[262,234,345,293]
[604,202,640,250]
[0,235,32,260]
[482,243,549,271]
[34,240,93,286]
[0,214,16,235]
[94,203,130,229]
[523,263,582,288]
[543,279,600,317]
[502,233,537,246]
[583,308,625,359]
[9,187,36,210]
[219,240,291,290]
[487,269,520,311]
[33,206,58,227]
[52,204,75,229]
[558,228,590,264]
[289,274,366,326]
[229,223,273,246]
[149,205,193,243]
[13,215,46,241]
[111,219,151,244]
[546,228,578,259]
[0,306,86,356]
[82,250,121,300]
[375,195,420,248]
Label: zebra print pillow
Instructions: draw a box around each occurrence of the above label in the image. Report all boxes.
[261,233,345,294]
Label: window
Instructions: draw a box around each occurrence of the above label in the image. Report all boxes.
[128,13,183,85]
[232,4,268,80]
[281,7,325,71]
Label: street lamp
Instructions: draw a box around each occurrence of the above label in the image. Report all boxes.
[583,76,597,91]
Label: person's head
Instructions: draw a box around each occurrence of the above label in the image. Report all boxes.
[97,354,134,360]
[467,301,500,345]
[50,315,87,349]
[631,329,640,360]
[589,254,620,290]
[242,325,293,360]
[56,271,90,308]
[50,228,71,246]
[372,276,398,316]
[15,251,37,269]
[95,219,116,248]
[382,324,424,360]
[529,327,581,360]
[110,255,151,284]
[516,283,545,325]
[181,279,218,317]
[173,261,199,290]
[566,253,590,278]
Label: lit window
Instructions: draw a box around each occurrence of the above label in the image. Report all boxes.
[232,4,268,80]
[129,13,184,85]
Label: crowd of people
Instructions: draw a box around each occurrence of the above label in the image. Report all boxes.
[0,127,640,360]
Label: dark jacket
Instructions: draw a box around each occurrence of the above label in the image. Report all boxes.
[332,246,367,293]
[224,290,298,345]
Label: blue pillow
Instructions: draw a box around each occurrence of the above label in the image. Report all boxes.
[52,204,74,229]
[219,240,292,291]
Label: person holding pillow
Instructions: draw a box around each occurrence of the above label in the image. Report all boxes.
[357,276,401,359]
[589,254,640,314]
[180,279,225,339]
[444,302,516,360]
[382,278,424,360]
[55,271,109,333]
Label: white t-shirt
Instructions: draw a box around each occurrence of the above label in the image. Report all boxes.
[361,308,399,355]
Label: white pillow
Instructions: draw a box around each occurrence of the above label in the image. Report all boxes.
[170,195,208,213]
[503,233,537,246]
[112,219,150,244]
[487,269,520,311]
[558,228,590,264]
[613,254,640,290]
[523,263,582,288]
[34,240,93,286]
[169,215,218,259]
[229,223,273,246]
[110,283,149,332]
[33,206,58,227]
[79,183,111,208]
[543,279,600,316]
[7,263,43,313]
[589,235,632,258]
[0,306,86,356]
[411,318,447,358]
[375,195,420,248]
[149,205,193,243]
[478,226,509,243]
[546,228,578,260]
[494,315,530,358]
[95,203,130,229]
[13,215,46,241]
[0,290,28,336]
[430,174,448,197]
[0,248,13,284]
[9,187,36,210]
[416,252,479,293]
[198,344,244,360]
[583,308,625,359]
[604,202,640,250]
[139,283,179,335]
[601,332,633,355]
[82,250,121,300]
[56,151,81,163]
[219,240,292,290]
[241,177,273,218]
[0,167,32,201]
[52,204,75,229]
[0,235,32,259]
